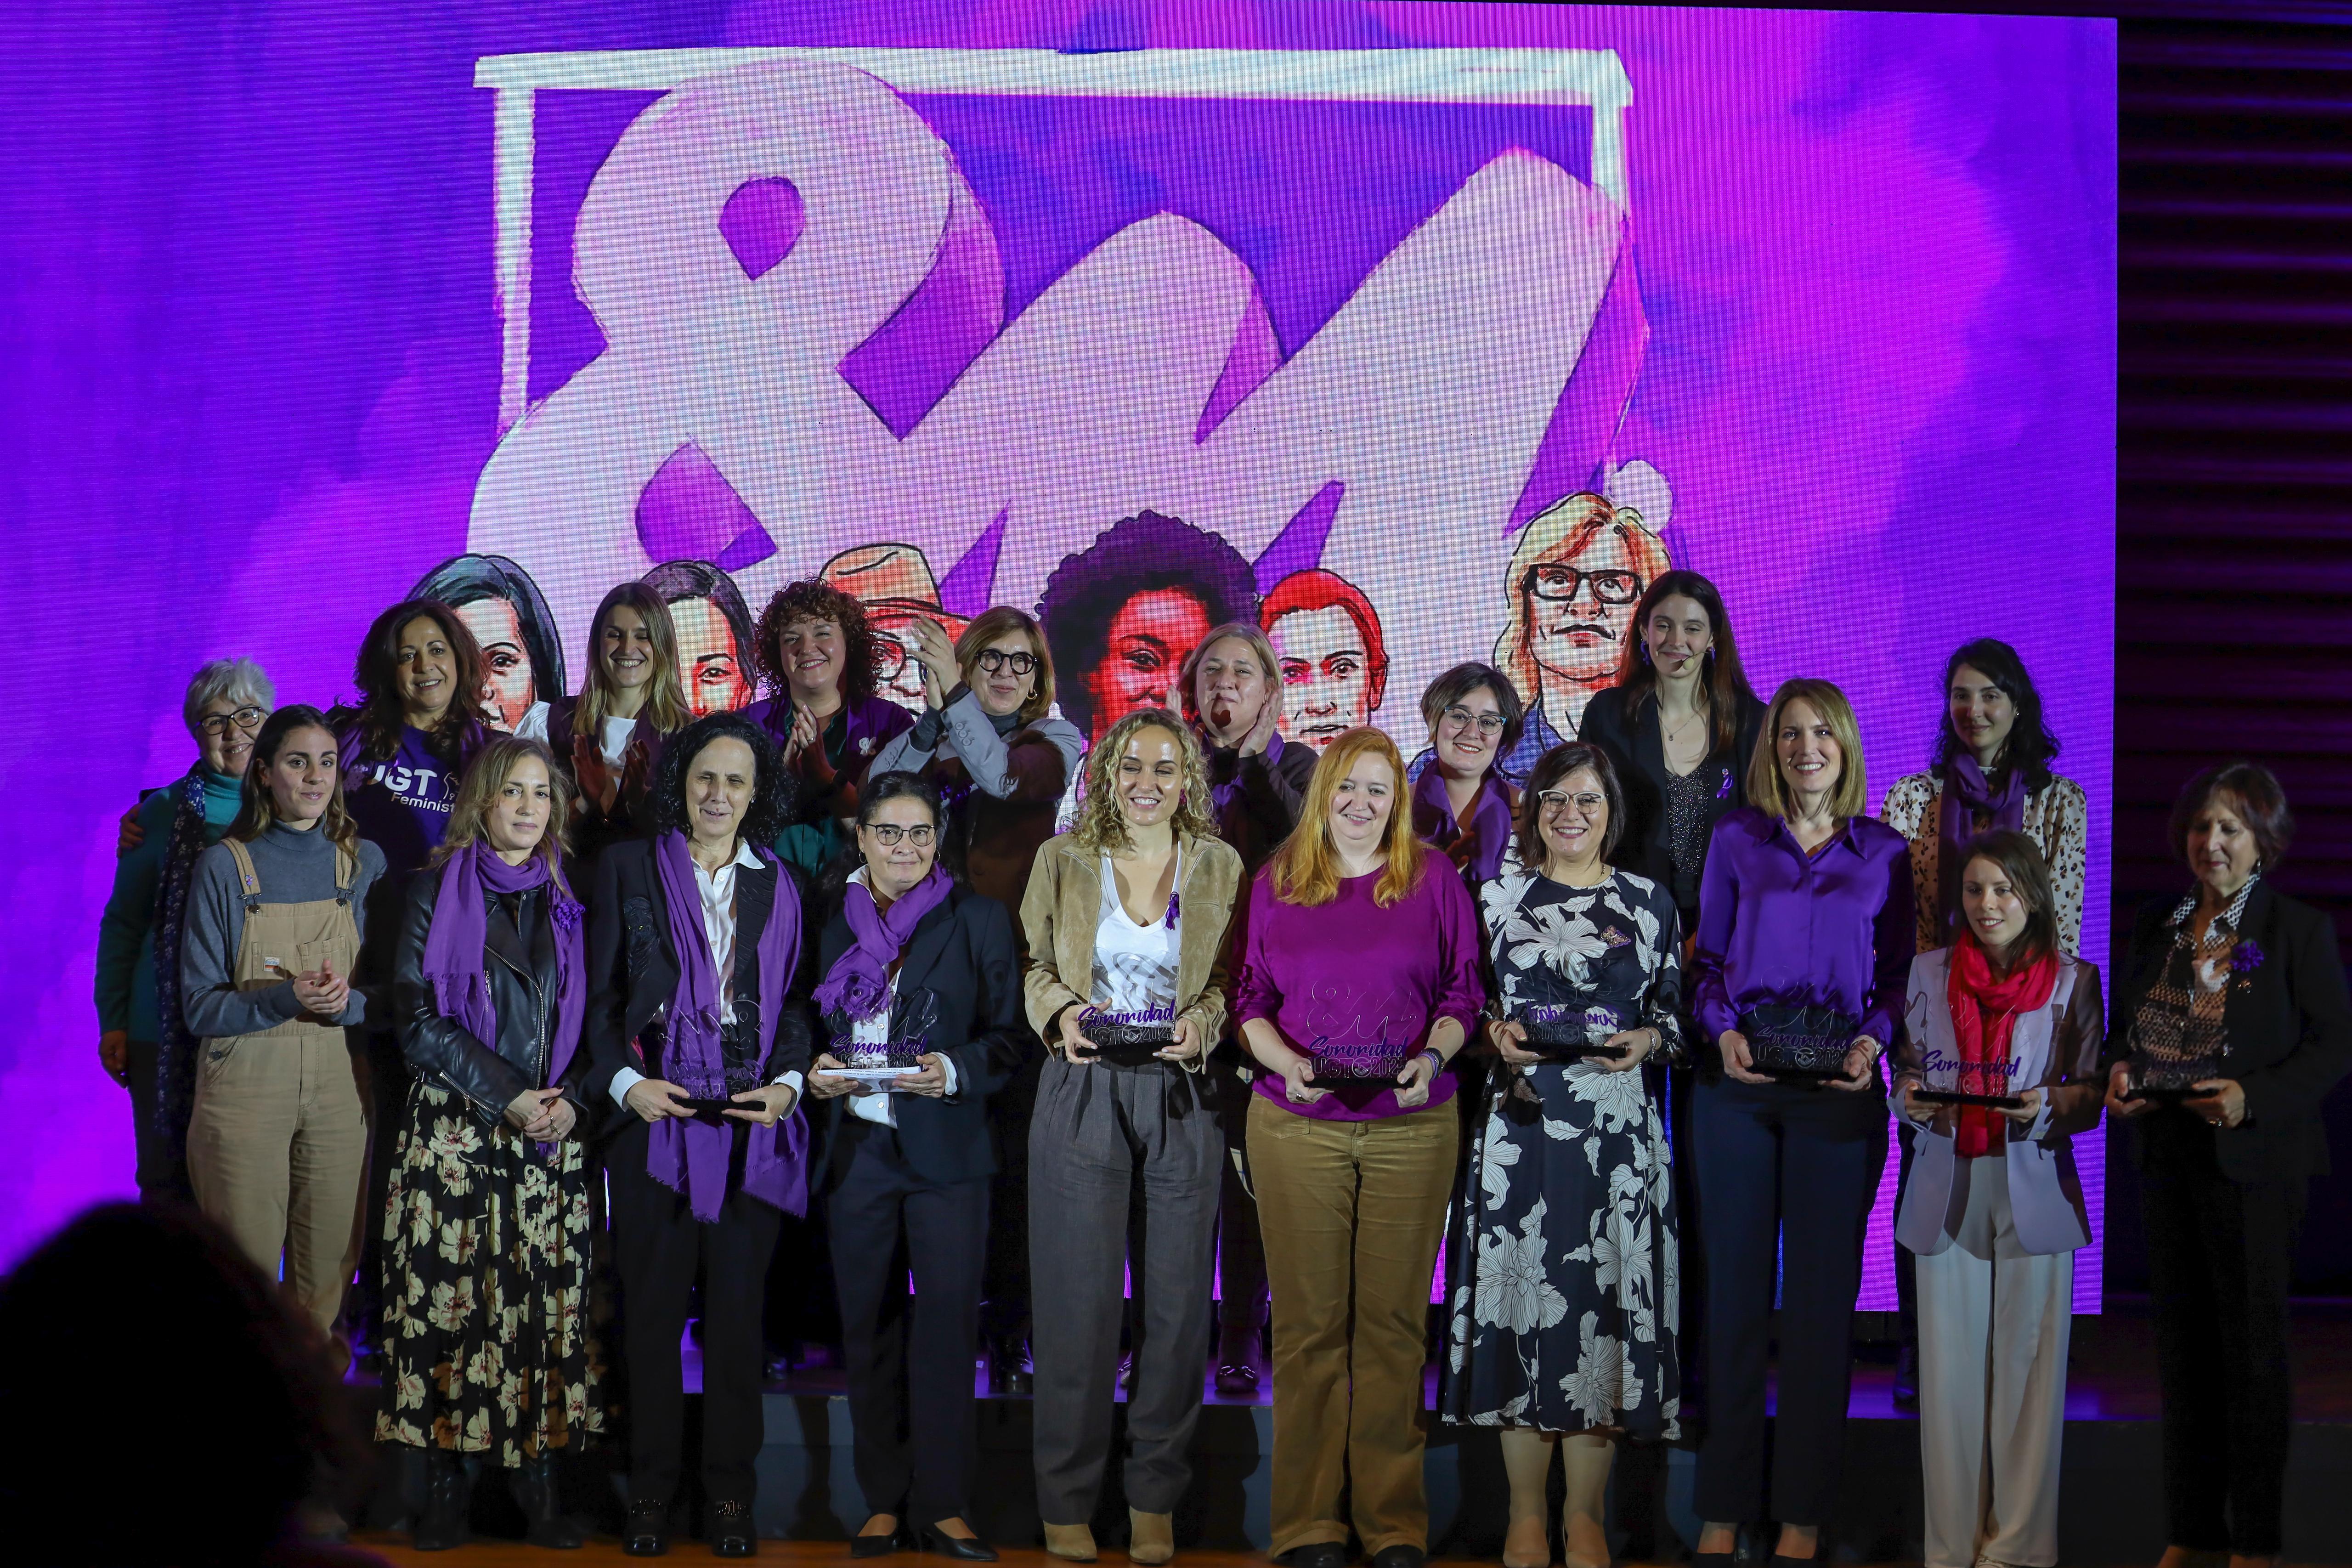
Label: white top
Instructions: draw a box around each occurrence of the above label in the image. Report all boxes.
[512,700,552,742]
[599,714,636,765]
[609,837,803,1112]
[1091,850,1181,1019]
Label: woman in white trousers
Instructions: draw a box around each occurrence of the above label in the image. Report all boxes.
[1892,829,2105,1568]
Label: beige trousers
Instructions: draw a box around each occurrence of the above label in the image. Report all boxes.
[1248,1094,1459,1558]
[1915,1155,2074,1568]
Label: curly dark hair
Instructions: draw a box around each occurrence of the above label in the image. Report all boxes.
[345,598,489,766]
[1929,637,2061,792]
[648,711,796,848]
[1035,511,1259,736]
[751,579,882,704]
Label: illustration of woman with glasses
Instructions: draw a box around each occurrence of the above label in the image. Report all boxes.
[1406,662,1528,889]
[1491,493,1672,788]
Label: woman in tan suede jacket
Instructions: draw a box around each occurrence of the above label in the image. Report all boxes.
[1018,708,1244,1566]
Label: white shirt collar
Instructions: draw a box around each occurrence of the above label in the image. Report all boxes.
[690,837,765,877]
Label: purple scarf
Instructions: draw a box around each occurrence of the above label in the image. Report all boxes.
[421,840,588,1149]
[1936,755,2026,940]
[814,863,953,1022]
[1413,762,1515,882]
[650,830,808,1221]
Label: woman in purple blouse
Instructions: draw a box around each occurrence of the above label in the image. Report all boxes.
[1686,678,1911,1567]
[1235,727,1485,1568]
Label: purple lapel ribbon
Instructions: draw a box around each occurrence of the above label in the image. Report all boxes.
[650,830,808,1221]
[814,863,953,1023]
[420,840,587,1155]
[1935,755,2026,940]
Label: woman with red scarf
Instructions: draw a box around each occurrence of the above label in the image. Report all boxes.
[1890,829,2104,1568]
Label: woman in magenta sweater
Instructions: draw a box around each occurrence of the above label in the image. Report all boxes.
[1235,727,1485,1568]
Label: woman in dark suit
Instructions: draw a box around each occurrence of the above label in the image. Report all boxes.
[585,712,813,1559]
[805,770,1030,1561]
[2105,762,2352,1568]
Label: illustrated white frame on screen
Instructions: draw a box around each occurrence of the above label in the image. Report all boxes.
[473,45,1637,430]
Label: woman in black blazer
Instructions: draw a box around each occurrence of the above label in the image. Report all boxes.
[1580,569,1767,939]
[2105,761,2352,1568]
[805,770,1030,1562]
[585,712,814,1559]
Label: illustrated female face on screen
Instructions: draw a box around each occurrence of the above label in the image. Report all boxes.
[452,595,536,732]
[1271,605,1375,752]
[1085,588,1213,743]
[667,595,753,718]
[1524,524,1646,693]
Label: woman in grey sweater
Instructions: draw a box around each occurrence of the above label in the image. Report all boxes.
[180,704,386,1359]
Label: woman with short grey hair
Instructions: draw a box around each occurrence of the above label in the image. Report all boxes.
[95,657,275,1199]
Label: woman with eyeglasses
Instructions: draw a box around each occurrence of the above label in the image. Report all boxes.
[1172,623,1317,1397]
[1021,709,1244,1567]
[804,771,1030,1561]
[869,606,1084,1395]
[1491,494,1671,787]
[97,659,276,1203]
[1685,679,1911,1567]
[1237,728,1484,1568]
[1406,662,1527,888]
[1581,571,1766,943]
[1442,742,1683,1568]
[745,579,917,889]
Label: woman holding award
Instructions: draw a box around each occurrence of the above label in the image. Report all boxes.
[1235,728,1484,1568]
[1890,830,2104,1568]
[1686,679,1911,1564]
[1019,708,1244,1566]
[806,771,1030,1562]
[1441,742,1683,1568]
[2104,762,2352,1568]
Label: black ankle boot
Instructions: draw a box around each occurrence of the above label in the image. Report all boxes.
[512,1451,585,1550]
[412,1449,473,1551]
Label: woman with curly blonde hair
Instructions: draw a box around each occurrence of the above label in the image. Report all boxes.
[1018,708,1243,1565]
[377,736,605,1550]
[1233,727,1485,1568]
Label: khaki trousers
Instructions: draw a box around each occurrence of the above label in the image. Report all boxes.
[1248,1094,1458,1557]
[188,1025,370,1341]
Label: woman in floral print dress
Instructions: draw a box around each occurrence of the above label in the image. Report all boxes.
[1442,742,1682,1568]
[376,737,606,1551]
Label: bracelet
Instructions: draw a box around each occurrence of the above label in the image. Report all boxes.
[1418,1047,1446,1073]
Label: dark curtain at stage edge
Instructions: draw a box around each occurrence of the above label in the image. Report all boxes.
[2108,6,2352,1294]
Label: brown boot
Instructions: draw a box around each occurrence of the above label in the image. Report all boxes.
[1127,1510,1174,1566]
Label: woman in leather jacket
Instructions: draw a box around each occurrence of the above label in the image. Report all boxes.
[378,736,604,1551]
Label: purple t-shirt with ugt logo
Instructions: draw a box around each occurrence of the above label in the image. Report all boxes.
[346,724,458,877]
[1235,861,1486,1121]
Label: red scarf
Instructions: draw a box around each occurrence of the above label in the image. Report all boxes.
[1945,938,2058,1156]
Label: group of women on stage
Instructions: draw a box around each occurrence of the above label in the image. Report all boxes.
[95,495,2351,1568]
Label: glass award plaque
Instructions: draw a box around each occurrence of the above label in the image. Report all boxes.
[1736,1003,1859,1081]
[1513,1000,1630,1059]
[1080,1003,1177,1066]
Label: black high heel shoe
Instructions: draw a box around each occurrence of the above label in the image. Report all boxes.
[709,1500,757,1557]
[853,1517,905,1559]
[919,1523,999,1562]
[623,1499,671,1557]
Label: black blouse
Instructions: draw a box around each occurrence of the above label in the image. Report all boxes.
[1581,684,1768,931]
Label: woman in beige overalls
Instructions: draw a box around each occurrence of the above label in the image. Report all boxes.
[180,704,387,1357]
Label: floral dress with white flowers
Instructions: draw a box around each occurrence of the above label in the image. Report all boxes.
[1440,866,1684,1438]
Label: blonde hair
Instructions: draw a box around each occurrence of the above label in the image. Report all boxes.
[1070,708,1216,855]
[430,736,575,886]
[955,606,1055,727]
[1491,492,1672,706]
[579,583,691,737]
[1267,727,1425,908]
[1747,678,1871,823]
[1178,621,1283,729]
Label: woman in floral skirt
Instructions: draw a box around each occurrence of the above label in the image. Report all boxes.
[1442,742,1682,1568]
[377,736,605,1551]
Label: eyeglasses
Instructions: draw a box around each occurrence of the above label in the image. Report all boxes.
[1537,790,1608,817]
[198,706,267,736]
[863,823,936,848]
[975,649,1039,677]
[1441,705,1507,736]
[1524,566,1643,606]
[871,640,908,679]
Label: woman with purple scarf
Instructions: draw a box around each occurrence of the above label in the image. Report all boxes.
[1405,662,1529,889]
[584,712,815,1559]
[379,736,601,1551]
[805,771,1030,1562]
[1879,638,2087,1406]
